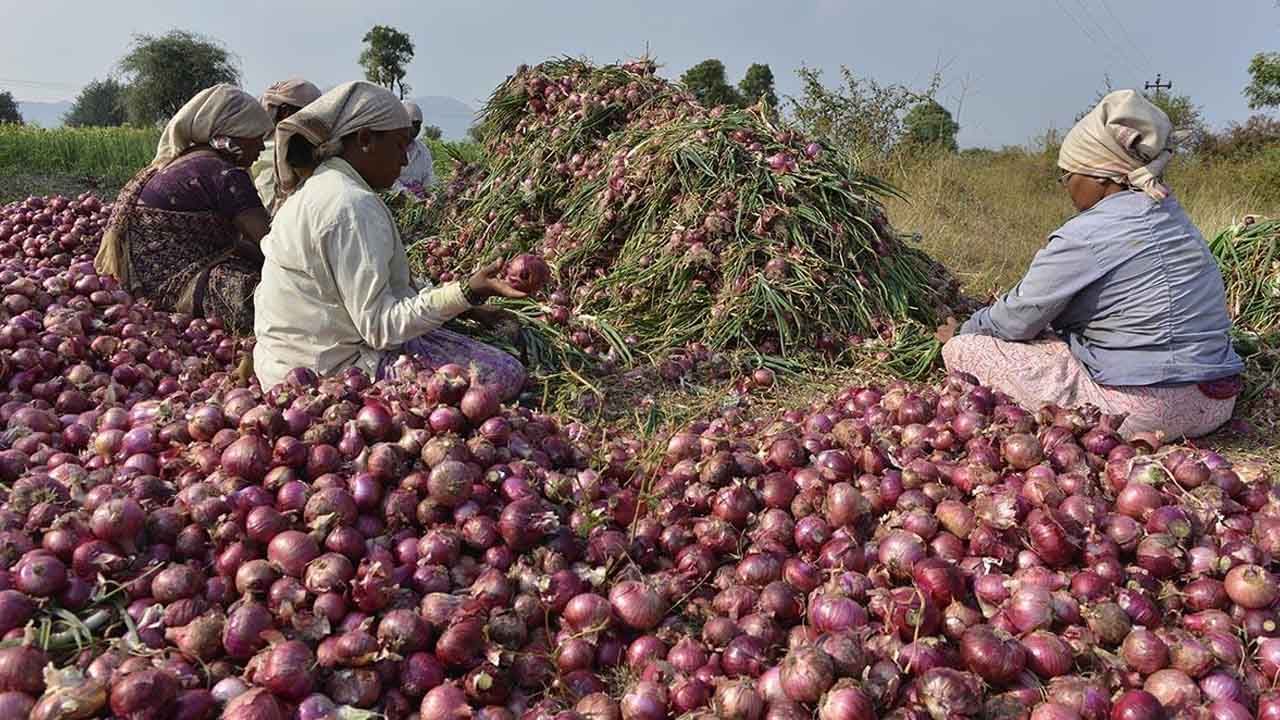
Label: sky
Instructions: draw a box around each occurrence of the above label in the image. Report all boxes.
[1,0,1276,148]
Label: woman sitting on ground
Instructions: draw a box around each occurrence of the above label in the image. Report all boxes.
[95,84,273,337]
[252,78,323,213]
[394,101,436,194]
[253,81,527,398]
[939,90,1243,440]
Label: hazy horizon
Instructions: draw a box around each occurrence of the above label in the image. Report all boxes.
[1,0,1275,148]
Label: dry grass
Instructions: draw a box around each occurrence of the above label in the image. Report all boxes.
[881,149,1280,296]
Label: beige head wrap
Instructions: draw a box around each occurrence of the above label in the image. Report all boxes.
[273,80,411,199]
[404,101,424,124]
[261,78,323,116]
[1059,89,1177,201]
[152,84,272,168]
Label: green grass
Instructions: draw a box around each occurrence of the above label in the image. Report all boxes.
[0,124,157,185]
[0,124,481,203]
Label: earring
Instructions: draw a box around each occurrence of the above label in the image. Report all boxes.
[362,146,371,153]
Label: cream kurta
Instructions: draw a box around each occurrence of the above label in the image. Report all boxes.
[395,139,435,189]
[250,140,277,211]
[253,156,470,390]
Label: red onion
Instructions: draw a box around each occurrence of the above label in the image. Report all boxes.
[254,640,314,700]
[0,646,46,695]
[110,669,179,718]
[960,625,1025,684]
[1224,563,1277,608]
[779,644,835,703]
[621,680,669,720]
[222,602,273,659]
[505,254,551,293]
[918,668,982,719]
[1021,631,1072,678]
[713,678,762,720]
[1143,668,1199,710]
[267,530,320,578]
[877,530,925,578]
[1121,628,1169,675]
[722,635,768,678]
[221,435,271,482]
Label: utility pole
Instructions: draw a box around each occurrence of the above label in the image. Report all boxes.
[1144,74,1173,95]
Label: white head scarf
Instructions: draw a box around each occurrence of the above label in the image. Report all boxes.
[152,84,272,168]
[1059,89,1178,201]
[404,101,424,124]
[273,81,411,198]
[261,78,323,117]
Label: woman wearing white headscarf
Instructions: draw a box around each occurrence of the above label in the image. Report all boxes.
[253,81,527,396]
[394,100,436,193]
[95,84,273,336]
[252,78,323,212]
[939,90,1243,440]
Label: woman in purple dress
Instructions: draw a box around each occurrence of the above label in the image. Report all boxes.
[95,84,274,336]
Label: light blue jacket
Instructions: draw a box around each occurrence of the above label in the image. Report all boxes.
[960,190,1243,386]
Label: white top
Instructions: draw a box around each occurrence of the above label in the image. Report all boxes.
[395,139,435,189]
[251,140,277,211]
[253,157,471,390]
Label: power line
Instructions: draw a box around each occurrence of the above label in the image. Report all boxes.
[1073,0,1123,55]
[1051,0,1128,72]
[1073,0,1147,74]
[1099,0,1156,72]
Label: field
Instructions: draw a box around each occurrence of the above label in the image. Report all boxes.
[4,124,1274,295]
[1,106,1279,718]
[2,122,1275,449]
[0,124,476,204]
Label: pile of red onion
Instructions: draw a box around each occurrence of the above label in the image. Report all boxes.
[0,193,1275,720]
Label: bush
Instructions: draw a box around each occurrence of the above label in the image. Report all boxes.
[1200,115,1280,160]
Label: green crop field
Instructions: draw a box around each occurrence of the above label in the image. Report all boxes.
[0,124,478,203]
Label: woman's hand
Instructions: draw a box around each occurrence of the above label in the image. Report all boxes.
[467,260,528,300]
[934,316,960,344]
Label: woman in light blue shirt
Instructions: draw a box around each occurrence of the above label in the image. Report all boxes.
[940,91,1242,439]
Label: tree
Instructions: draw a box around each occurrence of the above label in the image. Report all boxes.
[118,30,239,125]
[64,78,126,127]
[1145,90,1208,150]
[903,99,960,151]
[359,26,414,99]
[422,124,443,141]
[788,66,940,163]
[739,63,778,108]
[0,91,21,124]
[681,59,742,108]
[1246,52,1280,109]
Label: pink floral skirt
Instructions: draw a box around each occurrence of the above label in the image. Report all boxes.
[942,335,1235,440]
[378,328,527,402]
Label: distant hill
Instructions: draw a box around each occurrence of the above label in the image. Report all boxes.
[16,100,73,128]
[410,96,475,141]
